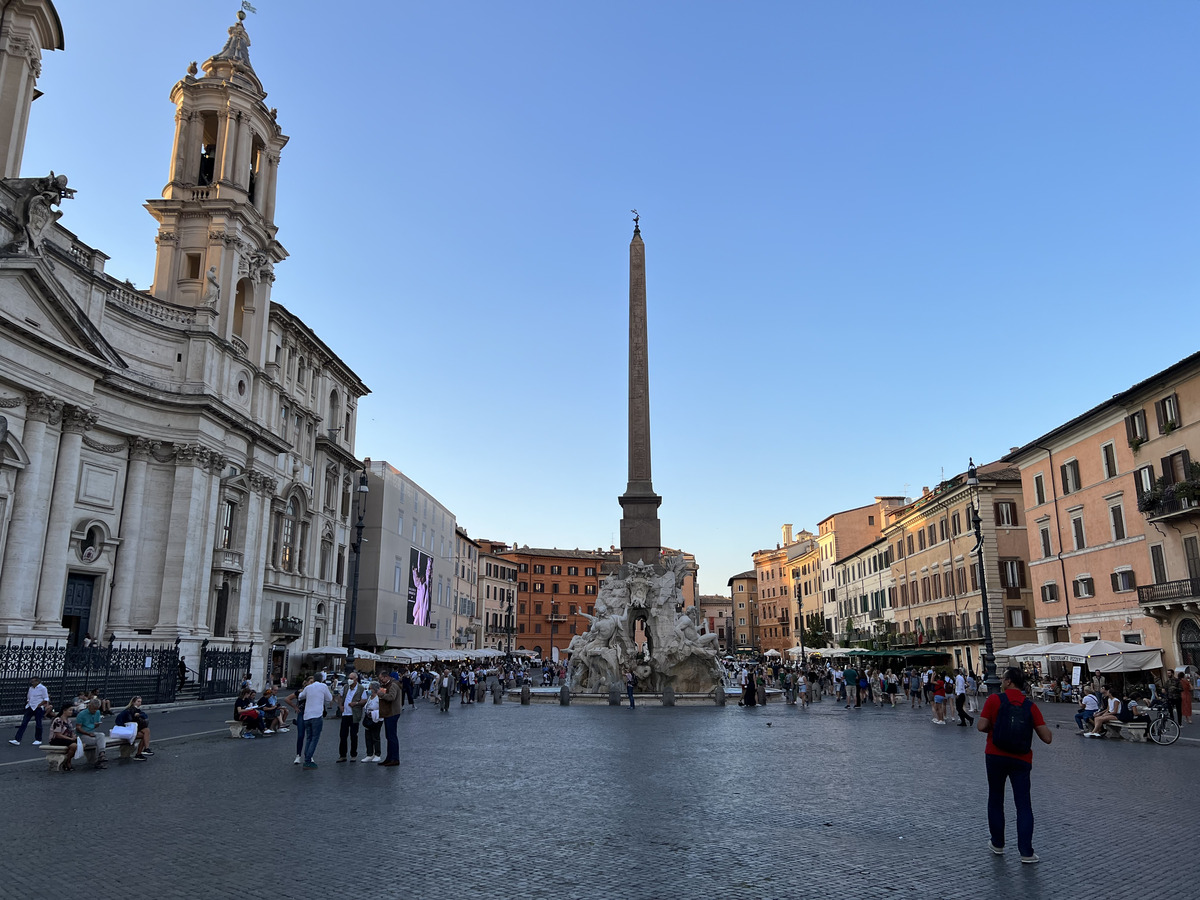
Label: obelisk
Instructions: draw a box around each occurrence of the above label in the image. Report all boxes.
[619,212,662,567]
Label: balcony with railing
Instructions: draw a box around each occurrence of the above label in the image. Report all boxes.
[1137,578,1200,609]
[271,616,303,638]
[213,548,244,573]
[546,614,568,623]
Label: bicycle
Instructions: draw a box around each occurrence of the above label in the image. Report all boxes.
[1147,701,1180,745]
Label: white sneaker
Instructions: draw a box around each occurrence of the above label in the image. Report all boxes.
[293,754,302,765]
[278,727,290,733]
[32,740,42,746]
[361,755,375,763]
[7,739,18,745]
[263,729,273,734]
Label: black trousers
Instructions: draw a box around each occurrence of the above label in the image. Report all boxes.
[956,693,973,724]
[338,715,359,758]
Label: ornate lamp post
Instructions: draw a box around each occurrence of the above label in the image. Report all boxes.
[345,469,369,671]
[967,458,1001,695]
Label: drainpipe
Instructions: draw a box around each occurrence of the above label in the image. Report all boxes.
[1035,444,1073,638]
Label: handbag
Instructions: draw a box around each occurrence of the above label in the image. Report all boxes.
[73,737,85,761]
[110,723,138,744]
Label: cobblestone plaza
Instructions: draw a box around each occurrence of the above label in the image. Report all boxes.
[2,697,1195,900]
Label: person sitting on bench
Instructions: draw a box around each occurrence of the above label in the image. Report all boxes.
[1085,686,1120,737]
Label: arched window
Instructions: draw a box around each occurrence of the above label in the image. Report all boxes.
[279,497,297,571]
[233,278,252,336]
[328,390,340,435]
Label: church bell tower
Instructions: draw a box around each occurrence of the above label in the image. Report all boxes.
[145,10,287,364]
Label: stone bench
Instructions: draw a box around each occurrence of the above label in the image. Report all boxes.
[39,734,137,771]
[1105,721,1148,743]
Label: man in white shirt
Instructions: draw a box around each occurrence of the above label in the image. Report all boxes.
[1075,691,1101,732]
[10,678,51,746]
[299,675,333,768]
[954,668,974,727]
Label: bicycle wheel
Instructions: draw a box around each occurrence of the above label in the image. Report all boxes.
[1150,717,1180,745]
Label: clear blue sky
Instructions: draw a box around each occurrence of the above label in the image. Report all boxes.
[25,2,1200,596]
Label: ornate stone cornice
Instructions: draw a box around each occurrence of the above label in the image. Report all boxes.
[25,391,63,423]
[61,406,99,434]
[0,395,23,409]
[128,437,162,460]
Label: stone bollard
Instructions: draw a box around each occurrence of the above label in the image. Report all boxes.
[476,683,486,703]
[520,684,531,705]
[559,684,570,706]
[608,683,621,706]
[662,684,675,707]
[715,683,726,706]
[493,685,503,704]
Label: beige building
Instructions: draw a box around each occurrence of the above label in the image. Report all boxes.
[791,543,823,646]
[751,525,815,654]
[477,539,518,652]
[0,6,367,685]
[832,537,896,645]
[697,593,733,651]
[1006,351,1200,668]
[818,498,904,637]
[727,570,757,652]
[882,463,1035,674]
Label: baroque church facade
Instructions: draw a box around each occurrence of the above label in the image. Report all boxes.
[0,3,368,684]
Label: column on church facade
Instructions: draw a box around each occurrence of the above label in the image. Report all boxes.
[262,154,278,220]
[217,110,237,184]
[107,437,158,634]
[181,111,201,186]
[236,473,269,636]
[155,444,212,636]
[33,405,97,628]
[233,114,252,189]
[190,452,226,632]
[0,393,61,628]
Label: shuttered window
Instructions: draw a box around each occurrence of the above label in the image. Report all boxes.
[1125,409,1148,443]
[1154,393,1180,433]
[1110,504,1126,542]
[1034,473,1046,505]
[1040,583,1059,603]
[1061,460,1082,494]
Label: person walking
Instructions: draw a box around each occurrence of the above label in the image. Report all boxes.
[625,668,637,709]
[1164,671,1183,726]
[955,668,975,727]
[376,670,402,767]
[10,677,51,746]
[438,668,453,713]
[299,675,332,769]
[977,667,1051,863]
[336,671,366,763]
[1180,670,1193,725]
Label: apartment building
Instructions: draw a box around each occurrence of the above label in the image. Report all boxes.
[818,498,905,637]
[1006,351,1200,668]
[791,543,823,646]
[832,537,896,644]
[503,547,609,660]
[728,570,758,652]
[697,594,733,651]
[752,525,813,654]
[476,539,518,653]
[882,463,1035,674]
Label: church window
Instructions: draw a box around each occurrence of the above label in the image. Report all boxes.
[197,112,218,185]
[279,498,297,571]
[320,541,332,581]
[328,390,340,435]
[233,279,250,336]
[248,136,266,203]
[219,499,237,549]
[186,253,202,280]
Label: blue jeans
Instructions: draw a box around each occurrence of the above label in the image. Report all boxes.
[383,714,400,762]
[626,686,635,708]
[1074,710,1095,731]
[986,753,1034,857]
[303,716,323,763]
[14,706,45,743]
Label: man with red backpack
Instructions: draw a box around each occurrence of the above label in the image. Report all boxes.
[976,667,1052,864]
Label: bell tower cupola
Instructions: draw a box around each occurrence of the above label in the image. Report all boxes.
[145,9,288,365]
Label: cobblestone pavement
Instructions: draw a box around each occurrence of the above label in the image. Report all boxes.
[1,694,1196,900]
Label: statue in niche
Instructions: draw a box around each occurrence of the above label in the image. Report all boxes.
[203,267,220,306]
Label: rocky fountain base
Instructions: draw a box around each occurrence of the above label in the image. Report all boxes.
[565,555,723,697]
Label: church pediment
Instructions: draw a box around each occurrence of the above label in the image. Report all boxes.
[0,255,125,367]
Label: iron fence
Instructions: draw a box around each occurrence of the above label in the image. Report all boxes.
[0,640,179,716]
[197,639,253,700]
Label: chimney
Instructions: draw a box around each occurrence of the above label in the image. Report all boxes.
[782,524,793,545]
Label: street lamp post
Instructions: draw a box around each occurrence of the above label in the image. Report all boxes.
[345,469,369,671]
[505,592,514,659]
[967,458,1001,695]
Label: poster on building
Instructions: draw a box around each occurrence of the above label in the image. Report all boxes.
[407,548,433,626]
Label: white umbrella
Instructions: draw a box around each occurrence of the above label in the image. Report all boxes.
[763,649,782,657]
[308,645,348,656]
[785,646,805,656]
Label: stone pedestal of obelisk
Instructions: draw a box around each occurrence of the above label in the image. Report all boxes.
[618,218,662,567]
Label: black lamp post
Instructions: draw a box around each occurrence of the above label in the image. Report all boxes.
[795,585,806,668]
[345,469,369,671]
[505,591,514,659]
[967,458,1001,695]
